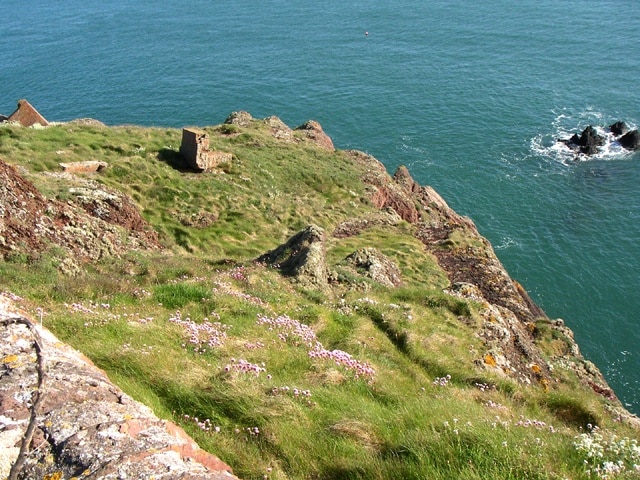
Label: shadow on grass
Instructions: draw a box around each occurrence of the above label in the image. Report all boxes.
[157,148,197,172]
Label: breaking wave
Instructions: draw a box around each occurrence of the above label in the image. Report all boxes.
[530,109,637,164]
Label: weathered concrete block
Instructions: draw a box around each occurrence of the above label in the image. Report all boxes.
[179,128,230,172]
[59,160,108,173]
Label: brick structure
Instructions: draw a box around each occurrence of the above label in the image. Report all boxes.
[179,128,231,172]
[6,99,49,127]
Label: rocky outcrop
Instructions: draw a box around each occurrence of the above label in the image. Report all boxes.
[348,152,421,223]
[619,129,640,150]
[0,159,159,264]
[609,121,629,136]
[0,296,239,480]
[346,150,558,383]
[67,184,160,240]
[347,149,630,397]
[257,225,328,287]
[343,248,403,288]
[224,111,253,128]
[295,120,335,150]
[223,114,335,150]
[2,99,49,127]
[180,128,232,172]
[264,116,294,142]
[559,121,640,155]
[561,125,605,155]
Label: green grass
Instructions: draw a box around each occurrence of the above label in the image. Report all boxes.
[1,121,639,479]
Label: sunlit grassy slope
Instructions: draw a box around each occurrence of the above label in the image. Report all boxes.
[1,120,639,479]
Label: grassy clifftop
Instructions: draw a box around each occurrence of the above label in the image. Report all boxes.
[1,115,639,479]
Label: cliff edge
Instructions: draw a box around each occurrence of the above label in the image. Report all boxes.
[1,112,638,479]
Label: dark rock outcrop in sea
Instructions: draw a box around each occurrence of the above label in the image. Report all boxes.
[619,129,640,151]
[560,121,640,155]
[561,125,606,155]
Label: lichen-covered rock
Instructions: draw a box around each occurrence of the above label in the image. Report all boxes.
[343,248,403,287]
[264,116,294,142]
[346,151,421,224]
[445,282,549,383]
[0,159,159,262]
[224,111,253,128]
[295,120,335,151]
[0,295,240,480]
[257,224,328,287]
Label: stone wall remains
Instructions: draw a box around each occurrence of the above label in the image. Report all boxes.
[179,128,231,172]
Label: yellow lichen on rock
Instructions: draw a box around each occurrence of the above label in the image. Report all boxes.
[43,472,64,480]
[1,354,18,365]
[484,353,497,367]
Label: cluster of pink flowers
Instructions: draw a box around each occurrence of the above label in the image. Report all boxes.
[256,313,375,381]
[256,314,320,348]
[64,301,123,327]
[181,414,221,433]
[132,287,151,298]
[243,341,266,350]
[433,375,452,387]
[308,347,375,381]
[1,291,23,302]
[235,426,260,436]
[229,266,248,282]
[168,310,229,354]
[475,382,495,392]
[515,417,555,432]
[212,281,267,306]
[270,386,315,407]
[121,311,154,324]
[484,400,508,410]
[271,386,312,398]
[65,302,99,315]
[224,358,266,376]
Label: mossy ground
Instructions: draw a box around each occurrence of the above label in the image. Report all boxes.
[1,121,639,479]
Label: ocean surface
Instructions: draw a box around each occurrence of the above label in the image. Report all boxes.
[2,0,639,413]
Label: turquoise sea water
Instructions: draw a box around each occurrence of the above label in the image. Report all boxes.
[3,0,640,413]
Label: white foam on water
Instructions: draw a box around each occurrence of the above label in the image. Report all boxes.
[530,109,638,165]
[494,236,521,251]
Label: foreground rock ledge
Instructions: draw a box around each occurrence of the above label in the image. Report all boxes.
[0,299,239,480]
